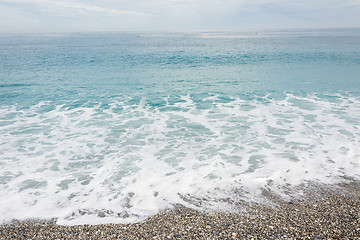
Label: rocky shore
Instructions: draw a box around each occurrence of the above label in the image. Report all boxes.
[1,181,359,239]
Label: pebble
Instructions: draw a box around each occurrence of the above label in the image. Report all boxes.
[1,181,359,239]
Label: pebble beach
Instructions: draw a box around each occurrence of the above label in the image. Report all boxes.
[1,180,359,239]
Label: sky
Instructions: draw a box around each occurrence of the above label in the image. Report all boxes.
[0,0,360,33]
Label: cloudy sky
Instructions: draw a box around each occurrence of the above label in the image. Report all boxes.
[0,0,359,33]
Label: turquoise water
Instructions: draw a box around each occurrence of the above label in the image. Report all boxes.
[1,29,360,224]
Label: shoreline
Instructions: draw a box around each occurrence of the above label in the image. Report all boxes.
[1,181,359,239]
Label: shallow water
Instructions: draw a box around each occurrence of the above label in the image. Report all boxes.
[0,29,360,224]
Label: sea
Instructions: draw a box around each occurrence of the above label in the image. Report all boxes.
[0,29,360,225]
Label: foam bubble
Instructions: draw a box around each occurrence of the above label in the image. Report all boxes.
[0,93,359,225]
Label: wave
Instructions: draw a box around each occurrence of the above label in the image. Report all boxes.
[0,93,359,225]
[0,84,34,88]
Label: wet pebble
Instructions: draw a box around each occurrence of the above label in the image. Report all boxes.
[1,181,360,239]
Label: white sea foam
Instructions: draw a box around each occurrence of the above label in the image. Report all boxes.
[0,93,359,225]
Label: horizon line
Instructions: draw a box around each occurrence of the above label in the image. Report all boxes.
[1,27,360,35]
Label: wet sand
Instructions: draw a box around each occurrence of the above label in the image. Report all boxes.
[1,180,359,239]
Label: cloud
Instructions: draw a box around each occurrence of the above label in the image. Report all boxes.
[0,0,359,32]
[50,1,150,17]
[0,0,150,17]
